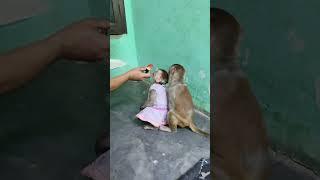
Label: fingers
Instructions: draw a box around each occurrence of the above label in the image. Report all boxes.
[127,67,150,81]
[136,67,149,75]
[142,73,151,78]
[95,20,110,30]
[87,19,110,30]
[137,67,150,78]
[139,67,147,71]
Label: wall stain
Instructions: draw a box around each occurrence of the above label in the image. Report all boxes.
[199,70,206,80]
[288,28,305,53]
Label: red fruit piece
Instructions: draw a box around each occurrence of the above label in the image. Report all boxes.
[146,64,153,70]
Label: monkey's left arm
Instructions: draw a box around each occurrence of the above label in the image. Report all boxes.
[140,89,156,110]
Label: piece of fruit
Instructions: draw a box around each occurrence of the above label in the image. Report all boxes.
[145,64,153,73]
[147,64,153,70]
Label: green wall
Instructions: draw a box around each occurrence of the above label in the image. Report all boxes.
[212,1,320,172]
[111,0,210,112]
[131,0,210,112]
[110,0,138,77]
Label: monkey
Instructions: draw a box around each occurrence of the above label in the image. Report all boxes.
[140,69,168,109]
[211,8,271,180]
[166,64,209,137]
[136,69,171,132]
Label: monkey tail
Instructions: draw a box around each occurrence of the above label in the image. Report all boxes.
[189,121,210,137]
[170,111,210,137]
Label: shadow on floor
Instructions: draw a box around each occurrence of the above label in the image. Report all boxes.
[0,62,107,180]
[269,154,320,180]
[110,81,210,180]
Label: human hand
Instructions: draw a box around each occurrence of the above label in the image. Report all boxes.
[126,67,151,81]
[49,18,109,61]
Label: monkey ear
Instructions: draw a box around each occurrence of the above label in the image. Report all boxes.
[184,72,187,82]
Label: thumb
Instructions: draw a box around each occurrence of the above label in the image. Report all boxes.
[143,73,151,78]
[139,67,147,71]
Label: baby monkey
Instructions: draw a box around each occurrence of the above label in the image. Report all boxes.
[136,69,171,131]
[166,64,209,137]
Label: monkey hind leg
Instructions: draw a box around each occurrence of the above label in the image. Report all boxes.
[143,125,156,130]
[159,125,171,132]
[168,111,178,132]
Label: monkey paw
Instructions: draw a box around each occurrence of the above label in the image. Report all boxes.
[159,126,171,132]
[143,125,155,130]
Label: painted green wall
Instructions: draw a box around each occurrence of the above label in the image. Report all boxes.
[110,0,210,112]
[212,1,320,172]
[131,0,210,112]
[110,0,138,77]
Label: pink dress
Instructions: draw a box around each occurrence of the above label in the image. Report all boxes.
[136,83,168,127]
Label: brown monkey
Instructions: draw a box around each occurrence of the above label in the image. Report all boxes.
[137,69,171,132]
[211,8,270,180]
[166,64,209,137]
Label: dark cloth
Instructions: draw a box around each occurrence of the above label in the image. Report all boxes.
[178,158,210,180]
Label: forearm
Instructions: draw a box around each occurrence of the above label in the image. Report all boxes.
[0,36,61,94]
[110,72,129,91]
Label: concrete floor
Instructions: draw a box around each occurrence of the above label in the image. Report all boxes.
[0,61,106,180]
[269,153,320,180]
[110,81,210,180]
[0,133,95,180]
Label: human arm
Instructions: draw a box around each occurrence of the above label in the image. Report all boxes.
[110,72,130,91]
[110,67,151,91]
[0,18,109,94]
[0,36,60,93]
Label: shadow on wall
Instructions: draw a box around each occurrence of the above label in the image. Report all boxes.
[212,0,320,174]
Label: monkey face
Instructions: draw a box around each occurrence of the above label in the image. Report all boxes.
[153,70,162,83]
[153,69,168,84]
[169,64,185,77]
[168,64,177,76]
[211,8,242,63]
[168,64,185,83]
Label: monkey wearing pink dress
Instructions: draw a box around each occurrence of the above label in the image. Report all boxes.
[136,69,170,131]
